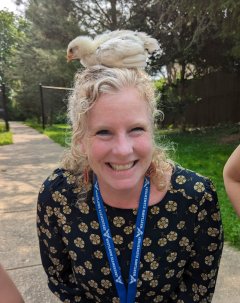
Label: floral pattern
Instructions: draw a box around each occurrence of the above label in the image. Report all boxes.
[37,166,223,302]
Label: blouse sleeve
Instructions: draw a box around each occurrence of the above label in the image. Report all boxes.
[170,178,224,302]
[36,171,82,303]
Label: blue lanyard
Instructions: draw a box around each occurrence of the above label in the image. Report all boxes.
[93,177,150,303]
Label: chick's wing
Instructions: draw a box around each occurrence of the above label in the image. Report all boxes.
[96,37,146,67]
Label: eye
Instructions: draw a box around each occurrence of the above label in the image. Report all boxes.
[96,129,111,136]
[131,127,145,132]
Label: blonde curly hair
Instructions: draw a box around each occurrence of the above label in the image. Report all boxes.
[62,65,172,191]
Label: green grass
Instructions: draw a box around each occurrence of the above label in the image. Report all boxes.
[156,124,240,249]
[26,122,71,147]
[28,122,240,249]
[0,122,13,145]
[43,124,71,147]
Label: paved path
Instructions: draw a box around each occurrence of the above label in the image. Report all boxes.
[0,122,61,303]
[0,121,240,303]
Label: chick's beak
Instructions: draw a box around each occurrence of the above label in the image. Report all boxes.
[67,52,73,62]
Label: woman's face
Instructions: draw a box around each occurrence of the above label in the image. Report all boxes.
[81,86,154,193]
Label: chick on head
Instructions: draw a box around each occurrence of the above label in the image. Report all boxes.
[67,30,160,68]
[66,36,95,62]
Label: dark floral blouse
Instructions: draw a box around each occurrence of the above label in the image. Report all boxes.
[37,165,223,303]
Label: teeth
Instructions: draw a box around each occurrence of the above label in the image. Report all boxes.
[110,162,134,171]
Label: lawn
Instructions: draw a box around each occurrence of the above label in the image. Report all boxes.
[28,122,240,249]
[156,124,240,249]
[0,121,12,145]
[25,122,71,147]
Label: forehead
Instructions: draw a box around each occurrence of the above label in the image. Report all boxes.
[87,87,151,124]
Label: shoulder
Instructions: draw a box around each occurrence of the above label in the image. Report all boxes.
[39,168,77,193]
[171,164,217,203]
[169,165,221,226]
[37,168,88,208]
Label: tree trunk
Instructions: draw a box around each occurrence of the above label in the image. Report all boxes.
[110,0,117,30]
[179,62,187,131]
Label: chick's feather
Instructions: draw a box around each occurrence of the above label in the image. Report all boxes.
[95,38,146,68]
[67,30,159,68]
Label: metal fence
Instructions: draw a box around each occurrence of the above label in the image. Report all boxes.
[39,84,73,129]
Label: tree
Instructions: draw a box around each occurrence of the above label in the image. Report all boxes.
[9,0,240,123]
[0,10,27,84]
[0,10,28,120]
[13,0,145,120]
[73,0,134,33]
[11,0,82,121]
[140,1,235,128]
[217,0,240,72]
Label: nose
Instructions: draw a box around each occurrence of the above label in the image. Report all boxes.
[112,134,133,157]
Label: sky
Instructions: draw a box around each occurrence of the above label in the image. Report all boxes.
[0,0,17,11]
[0,0,23,14]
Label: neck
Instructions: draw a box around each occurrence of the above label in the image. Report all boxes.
[97,179,170,209]
[97,180,145,209]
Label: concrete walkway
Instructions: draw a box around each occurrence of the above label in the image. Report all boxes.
[0,121,240,303]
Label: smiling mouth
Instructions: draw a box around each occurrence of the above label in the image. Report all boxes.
[107,161,137,171]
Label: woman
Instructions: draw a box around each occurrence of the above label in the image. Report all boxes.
[37,66,223,303]
[223,144,240,216]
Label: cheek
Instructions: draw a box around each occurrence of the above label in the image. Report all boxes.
[136,135,154,158]
[85,139,110,161]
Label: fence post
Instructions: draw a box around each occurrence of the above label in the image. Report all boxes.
[1,83,10,131]
[39,83,45,130]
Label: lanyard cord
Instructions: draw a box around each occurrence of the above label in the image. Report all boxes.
[93,177,150,303]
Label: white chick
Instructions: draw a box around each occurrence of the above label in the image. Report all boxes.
[67,30,159,68]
